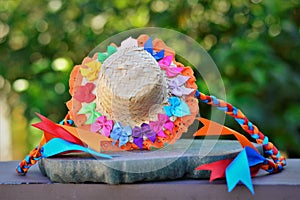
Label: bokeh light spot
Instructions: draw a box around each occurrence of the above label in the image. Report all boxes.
[35,20,48,32]
[13,79,29,92]
[54,82,66,94]
[0,21,10,39]
[52,57,73,72]
[8,31,28,50]
[91,14,107,34]
[38,32,51,45]
[48,0,62,12]
[268,24,281,37]
[151,0,169,13]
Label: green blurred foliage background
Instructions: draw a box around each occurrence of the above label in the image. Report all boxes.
[0,0,299,159]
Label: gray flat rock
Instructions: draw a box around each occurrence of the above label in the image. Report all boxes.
[39,139,262,184]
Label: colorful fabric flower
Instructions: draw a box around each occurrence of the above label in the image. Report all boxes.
[98,45,117,63]
[132,123,156,149]
[73,82,96,103]
[144,37,165,60]
[181,67,197,89]
[164,97,191,117]
[149,114,174,138]
[90,116,114,137]
[158,55,184,77]
[77,102,101,124]
[80,60,101,81]
[169,75,195,96]
[110,122,132,147]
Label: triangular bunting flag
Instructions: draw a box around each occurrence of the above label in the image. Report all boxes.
[194,118,258,151]
[33,113,83,145]
[225,148,254,194]
[196,159,233,182]
[41,138,112,159]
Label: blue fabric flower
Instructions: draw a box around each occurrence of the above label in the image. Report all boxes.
[164,97,191,117]
[144,37,164,60]
[110,122,132,147]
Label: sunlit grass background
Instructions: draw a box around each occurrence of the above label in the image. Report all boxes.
[0,0,299,160]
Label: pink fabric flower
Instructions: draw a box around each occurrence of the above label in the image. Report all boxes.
[158,55,184,77]
[149,114,174,138]
[90,116,114,137]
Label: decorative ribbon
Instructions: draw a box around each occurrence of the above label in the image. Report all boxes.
[164,96,191,117]
[90,116,114,137]
[169,75,194,96]
[132,123,156,149]
[98,45,117,63]
[77,102,101,124]
[158,55,184,77]
[73,82,96,103]
[149,113,174,138]
[80,60,101,81]
[110,122,132,147]
[144,37,165,60]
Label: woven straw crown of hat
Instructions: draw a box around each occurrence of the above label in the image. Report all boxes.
[96,45,168,127]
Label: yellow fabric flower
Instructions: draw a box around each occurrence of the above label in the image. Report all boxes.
[80,61,101,81]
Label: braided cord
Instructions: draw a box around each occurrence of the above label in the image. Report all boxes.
[16,145,42,175]
[195,90,286,173]
[16,114,74,175]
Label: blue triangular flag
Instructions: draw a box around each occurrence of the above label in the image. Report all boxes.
[41,138,112,159]
[225,148,255,194]
[244,146,266,167]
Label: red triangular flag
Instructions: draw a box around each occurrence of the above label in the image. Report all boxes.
[32,113,83,145]
[196,159,233,182]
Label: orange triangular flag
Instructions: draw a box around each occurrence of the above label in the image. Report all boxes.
[59,125,112,152]
[194,118,258,151]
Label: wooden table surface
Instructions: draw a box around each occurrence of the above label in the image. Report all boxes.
[0,159,299,200]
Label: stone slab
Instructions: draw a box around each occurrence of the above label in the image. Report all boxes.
[38,139,262,184]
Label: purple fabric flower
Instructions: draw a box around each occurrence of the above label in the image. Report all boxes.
[169,75,195,96]
[149,114,174,138]
[132,123,156,149]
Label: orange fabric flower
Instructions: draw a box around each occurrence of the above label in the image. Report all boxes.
[69,65,83,96]
[181,66,197,89]
[153,38,175,57]
[137,34,150,47]
[66,98,90,130]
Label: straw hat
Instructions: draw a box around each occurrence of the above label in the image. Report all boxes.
[66,35,199,150]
